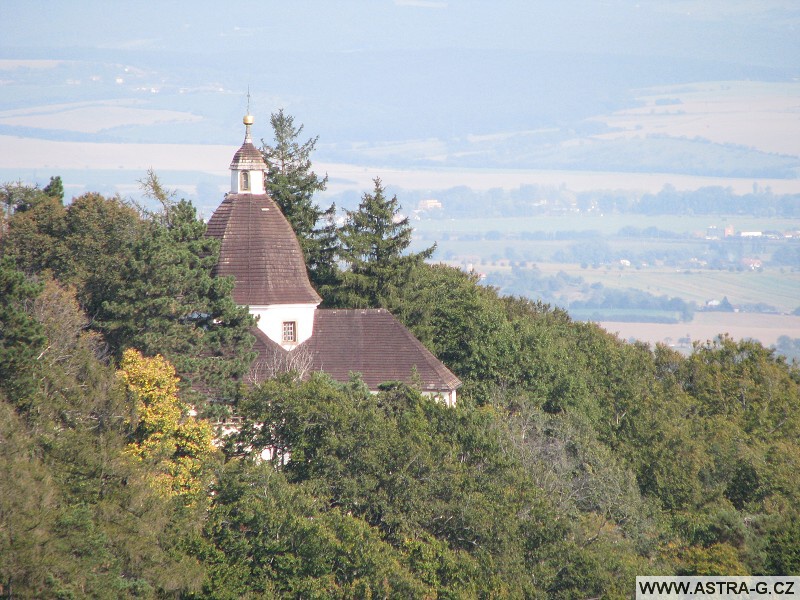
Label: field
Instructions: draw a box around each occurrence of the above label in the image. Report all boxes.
[1,72,797,352]
[534,264,800,312]
[600,312,800,350]
[4,134,800,202]
[444,259,800,313]
[595,81,800,157]
[413,214,800,237]
[473,260,800,349]
[411,211,800,349]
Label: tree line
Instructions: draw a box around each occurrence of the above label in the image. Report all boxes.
[1,112,799,598]
[368,181,800,220]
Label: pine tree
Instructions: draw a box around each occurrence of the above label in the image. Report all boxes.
[333,178,434,308]
[261,109,339,292]
[98,199,255,402]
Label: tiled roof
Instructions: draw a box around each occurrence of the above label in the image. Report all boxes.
[229,141,267,171]
[206,193,321,306]
[250,309,461,392]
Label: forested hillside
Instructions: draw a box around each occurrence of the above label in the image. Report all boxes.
[2,164,800,597]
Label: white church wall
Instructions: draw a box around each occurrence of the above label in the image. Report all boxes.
[421,389,457,407]
[230,169,266,194]
[251,303,318,349]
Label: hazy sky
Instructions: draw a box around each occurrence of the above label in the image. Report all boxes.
[4,1,798,65]
[1,1,798,197]
[3,1,797,137]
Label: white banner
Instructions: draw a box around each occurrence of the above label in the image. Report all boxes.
[636,577,800,599]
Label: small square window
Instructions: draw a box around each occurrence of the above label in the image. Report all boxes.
[282,321,297,343]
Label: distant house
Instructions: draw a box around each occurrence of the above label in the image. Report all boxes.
[417,198,443,211]
[205,113,461,405]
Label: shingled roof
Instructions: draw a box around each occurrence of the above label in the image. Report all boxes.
[206,193,322,306]
[250,308,461,393]
[229,141,267,171]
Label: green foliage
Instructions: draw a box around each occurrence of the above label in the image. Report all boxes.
[2,182,256,402]
[386,259,800,579]
[0,258,45,406]
[1,185,70,276]
[392,263,518,397]
[0,274,206,598]
[332,178,434,308]
[682,336,800,439]
[1,179,57,216]
[61,192,143,312]
[43,175,64,200]
[118,348,218,502]
[229,374,623,597]
[763,511,800,575]
[195,460,431,599]
[3,169,800,594]
[96,198,256,399]
[0,398,58,596]
[2,189,143,311]
[261,109,340,292]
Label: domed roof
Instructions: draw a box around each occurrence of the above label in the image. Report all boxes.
[206,192,321,306]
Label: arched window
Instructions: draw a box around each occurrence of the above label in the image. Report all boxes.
[240,171,250,191]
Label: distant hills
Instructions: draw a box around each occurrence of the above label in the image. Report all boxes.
[1,1,798,194]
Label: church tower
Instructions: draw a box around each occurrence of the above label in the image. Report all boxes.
[206,110,460,404]
[206,112,321,350]
[229,113,266,195]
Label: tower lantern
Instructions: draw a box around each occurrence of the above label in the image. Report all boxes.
[229,113,267,195]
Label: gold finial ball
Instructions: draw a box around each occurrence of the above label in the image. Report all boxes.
[243,114,254,125]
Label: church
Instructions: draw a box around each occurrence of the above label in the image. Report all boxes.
[205,113,461,405]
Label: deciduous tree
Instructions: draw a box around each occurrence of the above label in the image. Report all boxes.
[118,348,217,502]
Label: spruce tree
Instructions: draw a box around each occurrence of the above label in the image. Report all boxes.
[333,178,434,308]
[261,109,339,292]
[43,175,64,201]
[0,258,45,406]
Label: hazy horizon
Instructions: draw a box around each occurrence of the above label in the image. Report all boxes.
[1,1,798,201]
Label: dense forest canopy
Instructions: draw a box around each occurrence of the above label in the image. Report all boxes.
[1,118,800,597]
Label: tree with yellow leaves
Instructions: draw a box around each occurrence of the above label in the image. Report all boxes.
[117,348,217,502]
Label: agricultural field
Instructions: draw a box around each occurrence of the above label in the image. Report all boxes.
[413,214,800,238]
[600,312,800,351]
[412,212,800,349]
